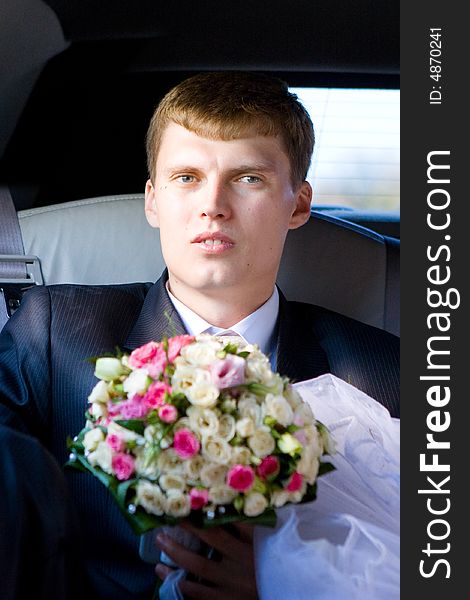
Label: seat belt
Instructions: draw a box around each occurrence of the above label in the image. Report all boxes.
[0,186,43,329]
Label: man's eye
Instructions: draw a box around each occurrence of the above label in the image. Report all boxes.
[239,175,262,184]
[177,175,196,183]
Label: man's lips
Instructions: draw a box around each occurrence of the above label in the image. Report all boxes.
[191,232,235,253]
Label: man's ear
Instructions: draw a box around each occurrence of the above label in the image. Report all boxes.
[144,179,159,228]
[288,181,312,230]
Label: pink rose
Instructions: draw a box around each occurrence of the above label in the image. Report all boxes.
[146,347,168,379]
[158,404,178,423]
[257,455,280,481]
[144,381,171,408]
[286,471,303,492]
[173,428,200,459]
[128,341,159,368]
[210,354,245,389]
[106,433,125,453]
[120,394,151,419]
[226,464,255,492]
[112,453,135,481]
[189,488,209,510]
[107,401,122,417]
[167,335,195,361]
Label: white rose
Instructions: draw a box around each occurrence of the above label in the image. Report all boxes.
[134,450,160,480]
[90,402,108,419]
[245,353,282,390]
[87,441,113,473]
[187,406,219,437]
[107,421,143,443]
[173,417,191,432]
[297,447,320,484]
[172,364,207,391]
[317,422,336,455]
[122,368,150,396]
[200,462,228,487]
[284,385,304,409]
[87,380,110,404]
[271,489,289,508]
[243,492,268,517]
[218,414,236,441]
[245,351,271,381]
[157,449,185,474]
[135,480,166,516]
[143,425,159,443]
[303,425,323,457]
[186,382,220,408]
[238,396,262,427]
[83,428,105,452]
[184,455,206,484]
[159,473,187,493]
[294,402,315,425]
[264,394,294,427]
[181,339,221,366]
[235,417,255,438]
[94,357,126,381]
[166,490,191,518]
[229,446,252,466]
[248,428,275,458]
[201,435,232,465]
[208,484,238,505]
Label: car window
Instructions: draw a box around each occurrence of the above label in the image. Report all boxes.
[291,87,399,213]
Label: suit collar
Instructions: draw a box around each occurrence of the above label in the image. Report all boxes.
[124,271,186,350]
[124,275,330,385]
[275,289,330,383]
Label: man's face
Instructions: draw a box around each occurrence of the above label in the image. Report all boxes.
[145,123,311,304]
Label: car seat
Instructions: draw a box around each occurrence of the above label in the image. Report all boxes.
[2,194,399,336]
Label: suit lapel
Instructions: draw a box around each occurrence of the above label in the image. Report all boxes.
[275,290,331,383]
[124,277,330,384]
[124,271,187,350]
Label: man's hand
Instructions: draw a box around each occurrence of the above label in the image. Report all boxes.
[155,522,258,600]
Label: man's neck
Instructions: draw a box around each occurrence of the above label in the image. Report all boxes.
[167,277,275,328]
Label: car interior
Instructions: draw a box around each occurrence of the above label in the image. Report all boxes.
[0,0,399,336]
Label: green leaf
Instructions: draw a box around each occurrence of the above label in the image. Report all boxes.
[223,343,238,354]
[116,478,138,507]
[115,419,145,435]
[318,461,336,477]
[202,508,277,528]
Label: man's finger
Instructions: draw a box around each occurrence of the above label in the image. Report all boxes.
[178,578,221,600]
[156,533,224,585]
[181,522,249,561]
[155,562,172,581]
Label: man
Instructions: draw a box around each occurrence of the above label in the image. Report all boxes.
[0,72,399,599]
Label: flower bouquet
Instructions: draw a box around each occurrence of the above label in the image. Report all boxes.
[67,334,335,534]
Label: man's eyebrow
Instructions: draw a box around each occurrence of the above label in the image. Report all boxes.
[229,162,277,174]
[161,162,278,176]
[161,165,201,176]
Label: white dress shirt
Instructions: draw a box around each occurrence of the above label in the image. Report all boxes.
[166,283,279,357]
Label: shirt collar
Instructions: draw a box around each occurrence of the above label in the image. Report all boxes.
[166,283,279,356]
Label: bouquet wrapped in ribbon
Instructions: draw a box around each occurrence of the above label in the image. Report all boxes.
[67,334,335,533]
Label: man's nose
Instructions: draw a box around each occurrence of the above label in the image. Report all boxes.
[199,179,232,220]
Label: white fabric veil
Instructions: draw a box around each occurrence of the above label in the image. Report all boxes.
[254,374,400,600]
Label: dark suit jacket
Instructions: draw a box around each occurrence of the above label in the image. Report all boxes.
[0,273,399,599]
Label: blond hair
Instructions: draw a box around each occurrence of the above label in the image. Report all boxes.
[146,72,314,188]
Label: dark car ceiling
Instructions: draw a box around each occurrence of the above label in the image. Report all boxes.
[1,0,399,210]
[43,0,398,75]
